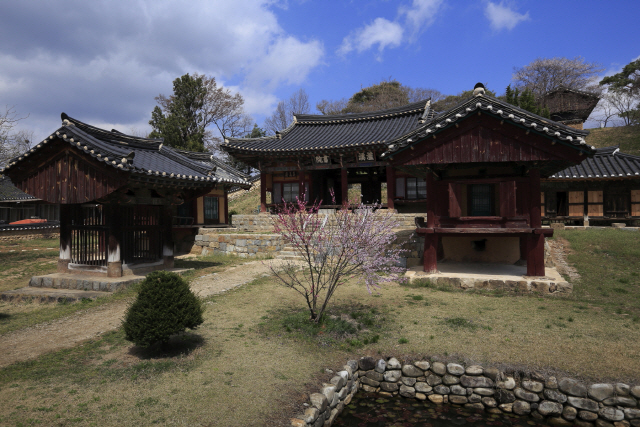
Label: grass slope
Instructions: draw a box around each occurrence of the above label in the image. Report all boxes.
[585,125,640,156]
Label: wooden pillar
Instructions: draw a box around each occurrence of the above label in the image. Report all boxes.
[527,169,544,276]
[423,172,438,272]
[425,172,436,228]
[529,169,542,228]
[57,204,72,273]
[341,168,348,206]
[423,234,439,273]
[386,166,395,210]
[260,172,267,213]
[163,205,174,269]
[298,170,305,201]
[106,203,122,277]
[223,186,229,224]
[527,233,545,276]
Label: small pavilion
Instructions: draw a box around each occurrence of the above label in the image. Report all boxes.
[381,84,594,276]
[2,114,249,277]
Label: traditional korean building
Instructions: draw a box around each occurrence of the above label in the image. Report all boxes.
[223,84,595,276]
[1,114,249,277]
[0,176,59,223]
[223,100,436,212]
[541,146,640,225]
[540,87,600,130]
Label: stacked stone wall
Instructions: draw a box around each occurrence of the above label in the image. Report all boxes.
[232,213,421,233]
[193,232,284,258]
[0,228,59,241]
[291,357,640,427]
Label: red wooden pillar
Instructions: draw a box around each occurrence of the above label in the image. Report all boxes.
[223,185,228,224]
[341,168,348,206]
[260,172,267,213]
[527,169,544,276]
[58,204,72,273]
[423,172,438,273]
[386,166,395,210]
[426,172,436,228]
[298,170,305,201]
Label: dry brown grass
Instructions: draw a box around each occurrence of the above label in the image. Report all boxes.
[1,232,639,426]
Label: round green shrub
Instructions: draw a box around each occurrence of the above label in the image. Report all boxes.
[123,271,204,348]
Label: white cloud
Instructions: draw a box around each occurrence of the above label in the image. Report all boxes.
[484,1,530,31]
[338,18,404,57]
[338,0,443,58]
[0,0,324,139]
[399,0,444,37]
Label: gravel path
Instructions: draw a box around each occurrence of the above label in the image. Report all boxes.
[0,259,290,368]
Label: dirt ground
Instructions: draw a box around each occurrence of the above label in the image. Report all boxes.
[0,259,289,368]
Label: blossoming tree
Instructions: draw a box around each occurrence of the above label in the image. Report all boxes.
[270,194,406,322]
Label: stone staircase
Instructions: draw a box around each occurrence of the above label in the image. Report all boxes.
[275,244,305,261]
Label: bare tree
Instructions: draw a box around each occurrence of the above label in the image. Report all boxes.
[1,107,32,167]
[405,87,446,103]
[316,98,348,115]
[591,94,622,128]
[264,88,310,134]
[605,90,639,126]
[512,57,604,100]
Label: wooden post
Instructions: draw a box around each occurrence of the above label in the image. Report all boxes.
[57,204,72,273]
[423,234,439,273]
[529,169,542,228]
[426,172,436,228]
[527,169,544,276]
[341,168,348,206]
[527,233,545,276]
[106,203,123,277]
[423,172,438,273]
[260,172,267,213]
[163,205,174,269]
[298,170,305,201]
[223,185,229,224]
[386,166,395,210]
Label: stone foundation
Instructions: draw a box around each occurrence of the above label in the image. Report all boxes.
[193,232,285,258]
[291,357,640,427]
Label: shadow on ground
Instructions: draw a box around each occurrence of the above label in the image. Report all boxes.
[127,332,205,359]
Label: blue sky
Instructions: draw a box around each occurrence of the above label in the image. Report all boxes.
[1,0,639,142]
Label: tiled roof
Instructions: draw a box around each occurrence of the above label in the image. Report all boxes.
[381,91,595,159]
[548,146,640,179]
[174,149,251,187]
[1,114,250,186]
[0,176,38,202]
[223,100,432,155]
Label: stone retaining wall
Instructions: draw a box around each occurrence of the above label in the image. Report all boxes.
[0,228,59,241]
[193,232,284,257]
[232,213,421,233]
[291,356,640,427]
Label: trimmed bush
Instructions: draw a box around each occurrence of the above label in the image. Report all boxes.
[123,271,204,348]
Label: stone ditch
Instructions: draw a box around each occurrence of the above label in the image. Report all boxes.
[290,357,640,427]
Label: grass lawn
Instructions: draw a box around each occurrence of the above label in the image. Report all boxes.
[0,229,639,426]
